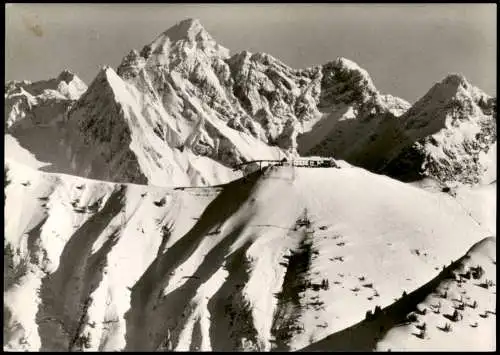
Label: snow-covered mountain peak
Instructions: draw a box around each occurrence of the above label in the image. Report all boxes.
[333,57,377,92]
[117,18,230,87]
[5,70,87,100]
[160,18,208,43]
[437,74,494,109]
[427,73,471,103]
[335,57,373,77]
[403,73,494,129]
[334,57,377,85]
[81,66,115,97]
[378,72,497,185]
[416,73,492,109]
[322,58,412,117]
[102,65,121,81]
[99,65,114,74]
[145,18,230,62]
[54,70,88,100]
[5,71,87,129]
[90,66,136,98]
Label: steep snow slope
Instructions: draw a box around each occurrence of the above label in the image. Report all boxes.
[4,159,221,351]
[63,66,253,186]
[4,160,492,351]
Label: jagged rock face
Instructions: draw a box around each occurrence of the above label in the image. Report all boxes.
[319,57,411,117]
[117,18,244,129]
[226,52,321,143]
[116,19,284,172]
[319,58,377,106]
[117,19,410,159]
[5,70,87,130]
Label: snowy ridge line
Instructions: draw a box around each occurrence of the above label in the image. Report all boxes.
[4,158,226,191]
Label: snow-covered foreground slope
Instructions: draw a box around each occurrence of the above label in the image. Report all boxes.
[4,160,494,351]
[376,237,496,351]
[4,159,220,351]
[301,237,496,352]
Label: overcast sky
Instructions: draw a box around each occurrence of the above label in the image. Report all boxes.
[5,3,496,103]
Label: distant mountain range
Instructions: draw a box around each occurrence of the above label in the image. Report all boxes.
[5,18,496,187]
